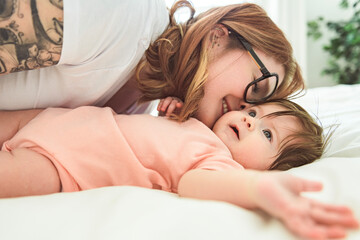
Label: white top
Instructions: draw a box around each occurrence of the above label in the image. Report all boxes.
[0,0,169,113]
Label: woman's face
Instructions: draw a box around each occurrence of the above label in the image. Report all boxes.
[194,47,285,129]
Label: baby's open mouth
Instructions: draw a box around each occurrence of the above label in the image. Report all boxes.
[230,126,239,139]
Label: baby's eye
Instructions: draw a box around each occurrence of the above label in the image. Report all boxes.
[248,110,256,118]
[263,130,272,141]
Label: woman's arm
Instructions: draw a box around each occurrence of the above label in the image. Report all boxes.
[178,169,359,240]
[0,0,63,75]
[0,109,43,146]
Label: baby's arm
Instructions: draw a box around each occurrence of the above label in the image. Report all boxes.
[0,148,60,198]
[0,109,43,146]
[178,169,359,240]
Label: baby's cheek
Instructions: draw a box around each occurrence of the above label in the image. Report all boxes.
[235,148,269,170]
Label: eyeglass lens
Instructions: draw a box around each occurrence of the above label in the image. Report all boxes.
[246,75,277,102]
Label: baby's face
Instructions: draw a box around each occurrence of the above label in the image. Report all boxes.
[212,104,301,170]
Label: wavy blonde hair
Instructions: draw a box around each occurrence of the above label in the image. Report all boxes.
[136,1,305,122]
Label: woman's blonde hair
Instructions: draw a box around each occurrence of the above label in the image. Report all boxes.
[136,1,305,121]
[256,99,329,171]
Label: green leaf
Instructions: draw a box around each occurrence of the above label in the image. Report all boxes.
[307,0,360,84]
[344,22,355,31]
[340,0,349,8]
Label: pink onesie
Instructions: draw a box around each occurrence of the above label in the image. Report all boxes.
[3,107,243,193]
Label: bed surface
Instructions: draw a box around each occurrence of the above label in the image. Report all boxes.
[1,84,360,240]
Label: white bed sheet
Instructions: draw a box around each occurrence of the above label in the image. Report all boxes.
[1,84,360,240]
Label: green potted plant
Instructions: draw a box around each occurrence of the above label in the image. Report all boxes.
[307,0,360,84]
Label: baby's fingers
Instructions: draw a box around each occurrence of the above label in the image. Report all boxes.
[157,97,174,112]
[296,178,323,193]
[286,215,347,240]
[157,97,184,116]
[157,99,163,112]
[310,201,359,228]
[165,100,178,116]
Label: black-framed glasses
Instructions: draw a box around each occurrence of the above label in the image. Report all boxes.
[225,26,279,104]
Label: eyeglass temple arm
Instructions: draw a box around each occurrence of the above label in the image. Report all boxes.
[224,24,270,76]
[232,32,270,76]
[245,46,270,76]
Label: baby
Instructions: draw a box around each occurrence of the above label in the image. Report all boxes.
[0,99,357,240]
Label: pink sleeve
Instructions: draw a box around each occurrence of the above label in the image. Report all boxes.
[194,155,245,171]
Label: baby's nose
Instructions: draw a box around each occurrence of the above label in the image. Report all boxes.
[242,116,255,131]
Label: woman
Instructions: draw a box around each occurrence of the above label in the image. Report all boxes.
[137,1,304,127]
[0,0,304,128]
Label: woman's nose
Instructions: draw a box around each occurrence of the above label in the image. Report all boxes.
[242,116,255,131]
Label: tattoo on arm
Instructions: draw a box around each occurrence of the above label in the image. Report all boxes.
[0,0,64,75]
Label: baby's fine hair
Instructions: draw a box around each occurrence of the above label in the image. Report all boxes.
[256,99,327,171]
[136,1,305,122]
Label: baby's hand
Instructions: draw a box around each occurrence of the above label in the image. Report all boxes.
[157,97,183,117]
[254,172,359,240]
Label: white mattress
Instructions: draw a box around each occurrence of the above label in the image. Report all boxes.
[1,84,360,240]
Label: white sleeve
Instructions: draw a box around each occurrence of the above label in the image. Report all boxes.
[0,0,169,110]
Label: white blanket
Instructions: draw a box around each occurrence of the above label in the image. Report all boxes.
[1,84,360,240]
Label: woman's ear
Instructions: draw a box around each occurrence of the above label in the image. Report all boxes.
[207,24,230,49]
